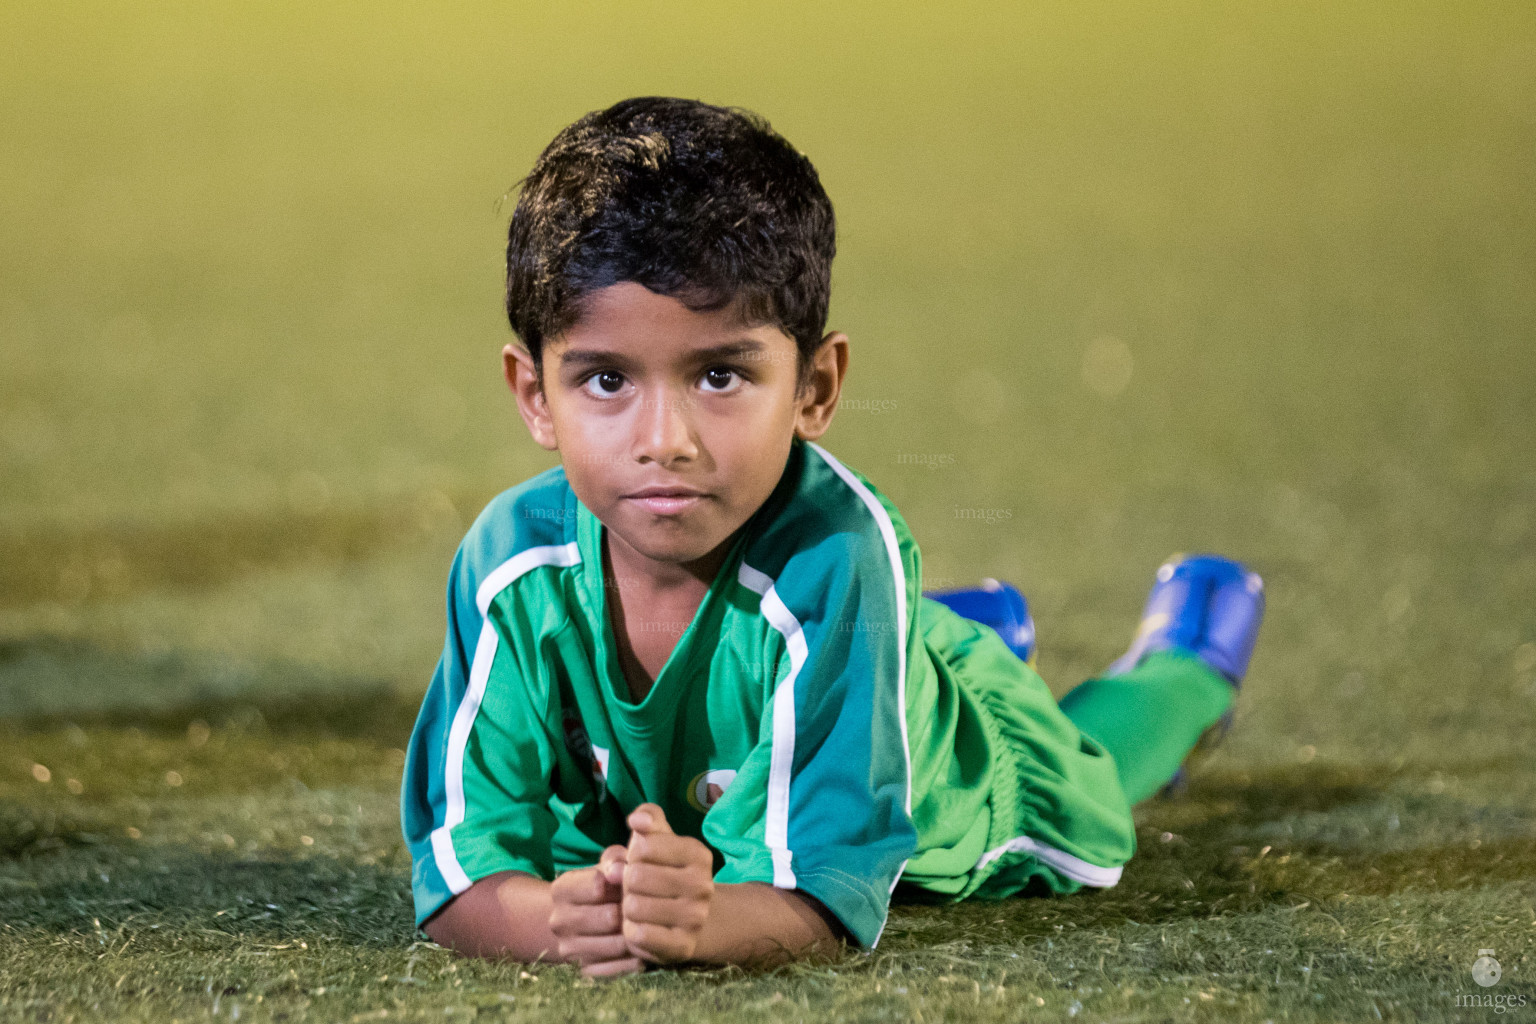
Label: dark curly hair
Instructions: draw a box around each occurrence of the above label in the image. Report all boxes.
[505,97,836,388]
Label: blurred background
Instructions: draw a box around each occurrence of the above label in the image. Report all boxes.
[3,0,1533,769]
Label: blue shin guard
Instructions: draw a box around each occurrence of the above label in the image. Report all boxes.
[1107,554,1265,795]
[1106,554,1264,684]
[924,577,1037,666]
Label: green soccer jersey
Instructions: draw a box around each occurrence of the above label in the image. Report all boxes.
[401,436,1136,948]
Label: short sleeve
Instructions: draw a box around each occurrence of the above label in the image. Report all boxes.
[703,532,919,949]
[400,546,562,927]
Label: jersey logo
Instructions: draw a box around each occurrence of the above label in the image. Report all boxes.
[686,769,737,813]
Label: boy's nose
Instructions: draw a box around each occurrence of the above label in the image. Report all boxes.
[633,387,700,465]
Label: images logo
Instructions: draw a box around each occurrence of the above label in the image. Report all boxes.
[1475,950,1503,988]
[1454,949,1527,1013]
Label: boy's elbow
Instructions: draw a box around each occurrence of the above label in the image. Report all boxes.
[421,871,558,963]
[420,904,474,953]
[419,907,459,951]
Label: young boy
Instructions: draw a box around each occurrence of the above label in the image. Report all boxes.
[400,97,1264,977]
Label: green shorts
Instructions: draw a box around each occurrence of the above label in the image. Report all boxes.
[900,599,1137,902]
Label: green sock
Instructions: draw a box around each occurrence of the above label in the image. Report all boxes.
[1057,649,1234,805]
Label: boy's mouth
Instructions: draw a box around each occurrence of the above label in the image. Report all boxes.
[625,485,709,516]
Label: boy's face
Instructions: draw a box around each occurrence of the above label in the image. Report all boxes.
[505,282,847,582]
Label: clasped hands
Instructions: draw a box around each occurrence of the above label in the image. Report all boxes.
[547,803,713,978]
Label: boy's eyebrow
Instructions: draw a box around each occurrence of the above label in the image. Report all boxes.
[559,339,770,372]
[559,348,637,372]
[683,340,770,362]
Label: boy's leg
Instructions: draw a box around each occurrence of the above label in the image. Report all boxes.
[915,598,1139,900]
[1057,650,1232,805]
[1058,555,1265,805]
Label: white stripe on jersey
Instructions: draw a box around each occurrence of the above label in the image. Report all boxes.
[736,562,802,889]
[804,442,911,815]
[477,541,580,614]
[804,441,913,948]
[432,541,582,895]
[975,834,1124,888]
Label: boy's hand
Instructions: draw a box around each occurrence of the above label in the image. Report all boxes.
[621,803,715,965]
[548,844,642,978]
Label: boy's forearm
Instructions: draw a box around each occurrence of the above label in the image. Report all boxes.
[689,882,845,968]
[422,871,560,962]
[423,872,845,970]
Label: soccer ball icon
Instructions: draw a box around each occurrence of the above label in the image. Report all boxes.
[1472,950,1501,988]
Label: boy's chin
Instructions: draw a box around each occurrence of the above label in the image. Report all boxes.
[623,533,719,568]
[609,517,737,570]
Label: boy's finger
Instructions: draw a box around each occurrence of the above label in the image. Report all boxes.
[549,900,622,936]
[627,830,711,870]
[551,866,617,905]
[623,919,693,964]
[598,844,628,885]
[557,933,631,965]
[582,956,646,979]
[627,802,672,835]
[622,860,714,899]
[622,892,709,930]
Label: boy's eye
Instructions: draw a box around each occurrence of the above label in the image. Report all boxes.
[582,371,627,398]
[700,367,742,393]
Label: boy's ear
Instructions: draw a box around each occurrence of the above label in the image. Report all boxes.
[503,343,559,451]
[793,331,849,442]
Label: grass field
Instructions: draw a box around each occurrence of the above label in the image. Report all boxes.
[3,1,1534,1020]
